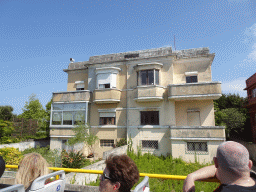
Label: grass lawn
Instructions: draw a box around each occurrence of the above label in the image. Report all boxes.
[88,150,219,192]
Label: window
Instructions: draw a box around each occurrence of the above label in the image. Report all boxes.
[75,81,85,90]
[51,103,87,126]
[142,140,158,149]
[187,142,208,152]
[252,88,256,98]
[99,112,116,125]
[186,76,198,83]
[140,111,159,125]
[137,69,159,86]
[96,67,121,89]
[99,83,110,89]
[100,117,115,125]
[52,112,62,125]
[100,140,114,147]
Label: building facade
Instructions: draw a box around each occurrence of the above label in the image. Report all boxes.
[50,47,225,163]
[244,73,256,143]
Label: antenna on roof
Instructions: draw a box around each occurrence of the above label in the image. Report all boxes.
[70,58,75,63]
[174,35,176,51]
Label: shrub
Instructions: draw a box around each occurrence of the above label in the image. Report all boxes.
[22,146,56,166]
[116,138,127,147]
[61,150,90,168]
[0,147,23,165]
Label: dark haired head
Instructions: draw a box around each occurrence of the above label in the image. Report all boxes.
[105,154,139,192]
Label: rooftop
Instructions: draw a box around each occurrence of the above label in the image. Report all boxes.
[65,47,212,71]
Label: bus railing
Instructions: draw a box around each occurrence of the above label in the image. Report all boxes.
[5,165,219,183]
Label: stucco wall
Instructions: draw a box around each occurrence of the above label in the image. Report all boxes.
[130,128,172,157]
[67,70,88,91]
[172,57,213,84]
[171,140,221,164]
[175,100,215,126]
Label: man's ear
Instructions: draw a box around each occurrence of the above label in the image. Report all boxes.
[213,157,218,168]
[249,160,253,170]
[113,182,121,191]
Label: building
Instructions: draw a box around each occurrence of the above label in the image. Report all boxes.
[244,73,256,143]
[50,46,225,163]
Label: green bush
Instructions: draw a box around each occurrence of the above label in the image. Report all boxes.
[116,138,127,147]
[61,150,90,168]
[22,146,57,166]
[0,147,23,165]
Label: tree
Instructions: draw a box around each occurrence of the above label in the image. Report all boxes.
[0,120,14,144]
[0,106,14,121]
[18,94,47,137]
[68,121,99,157]
[214,93,250,140]
[41,99,52,138]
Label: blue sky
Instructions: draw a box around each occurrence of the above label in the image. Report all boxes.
[0,0,256,115]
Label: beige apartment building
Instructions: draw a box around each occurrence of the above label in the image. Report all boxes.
[50,46,225,163]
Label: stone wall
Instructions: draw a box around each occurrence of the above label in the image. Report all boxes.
[102,145,128,160]
[0,140,49,151]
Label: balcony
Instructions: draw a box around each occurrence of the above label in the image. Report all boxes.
[93,89,121,104]
[134,86,164,102]
[170,126,226,141]
[168,82,221,101]
[52,90,90,102]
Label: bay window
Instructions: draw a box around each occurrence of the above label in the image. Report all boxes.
[96,67,120,89]
[51,102,88,126]
[137,69,159,86]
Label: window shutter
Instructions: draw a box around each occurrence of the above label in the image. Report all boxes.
[98,73,111,86]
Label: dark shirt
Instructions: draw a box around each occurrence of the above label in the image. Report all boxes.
[213,171,256,192]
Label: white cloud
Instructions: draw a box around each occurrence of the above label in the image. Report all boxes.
[239,23,256,67]
[221,77,247,97]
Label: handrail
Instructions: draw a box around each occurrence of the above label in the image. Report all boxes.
[5,165,219,183]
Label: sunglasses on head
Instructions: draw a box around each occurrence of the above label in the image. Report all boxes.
[102,172,114,182]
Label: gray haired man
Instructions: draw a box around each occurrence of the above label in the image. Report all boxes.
[183,141,256,192]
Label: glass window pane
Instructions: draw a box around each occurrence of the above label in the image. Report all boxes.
[155,70,159,85]
[191,76,198,83]
[148,70,154,85]
[63,104,74,110]
[140,71,147,85]
[52,112,62,125]
[63,111,73,125]
[73,103,86,110]
[74,111,85,125]
[52,104,64,110]
[186,76,191,83]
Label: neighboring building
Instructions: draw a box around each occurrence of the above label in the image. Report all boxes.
[50,46,225,163]
[244,73,256,143]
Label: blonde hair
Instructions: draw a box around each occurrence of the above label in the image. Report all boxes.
[16,153,49,189]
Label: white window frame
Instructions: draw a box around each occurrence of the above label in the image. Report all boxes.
[50,102,88,127]
[96,67,121,89]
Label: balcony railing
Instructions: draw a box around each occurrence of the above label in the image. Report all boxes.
[168,82,221,101]
[93,89,121,104]
[134,86,164,102]
[52,90,90,102]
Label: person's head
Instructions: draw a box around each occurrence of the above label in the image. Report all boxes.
[0,156,5,178]
[213,141,252,178]
[16,153,49,189]
[99,154,140,192]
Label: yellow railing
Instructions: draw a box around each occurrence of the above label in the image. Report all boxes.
[5,165,219,183]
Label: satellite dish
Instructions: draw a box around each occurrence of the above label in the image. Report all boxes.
[70,58,75,63]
